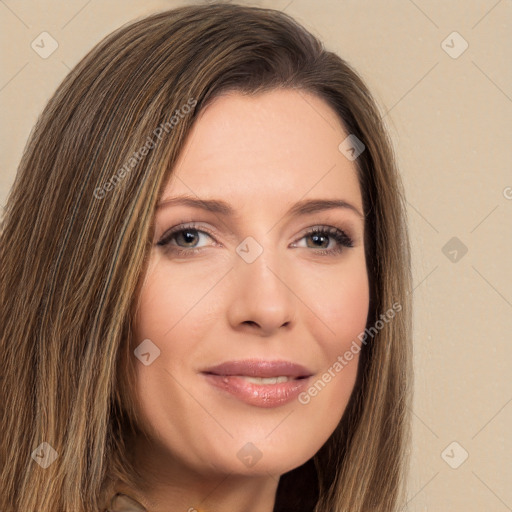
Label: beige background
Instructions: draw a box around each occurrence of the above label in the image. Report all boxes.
[1,1,511,510]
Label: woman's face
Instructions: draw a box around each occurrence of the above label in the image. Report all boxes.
[131,89,369,479]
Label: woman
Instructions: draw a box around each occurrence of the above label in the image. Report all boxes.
[0,3,412,511]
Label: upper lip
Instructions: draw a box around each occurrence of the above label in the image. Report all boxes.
[201,359,313,378]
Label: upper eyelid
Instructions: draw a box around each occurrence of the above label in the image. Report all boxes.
[156,206,363,238]
[158,222,224,244]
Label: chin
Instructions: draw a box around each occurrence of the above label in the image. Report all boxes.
[198,430,323,478]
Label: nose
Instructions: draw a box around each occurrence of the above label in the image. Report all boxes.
[226,248,296,337]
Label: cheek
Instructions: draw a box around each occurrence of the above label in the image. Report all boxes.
[307,261,369,413]
[314,262,370,346]
[133,261,202,343]
[297,269,368,432]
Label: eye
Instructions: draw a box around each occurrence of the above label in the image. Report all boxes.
[156,222,216,256]
[156,223,355,257]
[293,226,354,256]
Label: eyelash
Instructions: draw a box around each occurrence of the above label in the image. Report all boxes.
[156,222,354,257]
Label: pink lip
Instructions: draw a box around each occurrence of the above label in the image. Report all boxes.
[200,359,313,408]
[201,359,313,378]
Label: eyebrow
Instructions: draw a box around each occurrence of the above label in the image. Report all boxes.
[157,195,364,220]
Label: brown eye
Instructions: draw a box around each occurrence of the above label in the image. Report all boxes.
[157,223,216,256]
[296,226,354,256]
[172,228,201,248]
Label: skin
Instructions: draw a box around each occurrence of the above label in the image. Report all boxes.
[118,88,370,511]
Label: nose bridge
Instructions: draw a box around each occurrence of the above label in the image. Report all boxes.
[237,224,290,284]
[239,244,282,293]
[228,233,296,334]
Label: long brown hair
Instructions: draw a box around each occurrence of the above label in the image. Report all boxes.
[0,3,412,511]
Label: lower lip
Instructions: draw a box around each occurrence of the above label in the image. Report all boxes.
[202,374,311,408]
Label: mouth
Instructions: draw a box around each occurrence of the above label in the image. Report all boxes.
[230,375,305,384]
[200,359,314,408]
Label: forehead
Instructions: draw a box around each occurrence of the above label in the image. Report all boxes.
[161,89,363,212]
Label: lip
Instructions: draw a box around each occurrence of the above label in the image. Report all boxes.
[201,359,313,378]
[200,359,314,408]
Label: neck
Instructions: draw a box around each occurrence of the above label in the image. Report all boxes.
[108,435,280,512]
[112,474,279,512]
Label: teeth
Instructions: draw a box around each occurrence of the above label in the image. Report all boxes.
[241,376,290,385]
